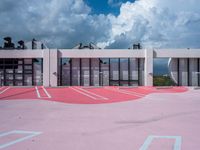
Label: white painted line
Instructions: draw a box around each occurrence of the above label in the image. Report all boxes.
[0,87,10,95]
[105,87,142,97]
[139,87,156,91]
[42,87,51,98]
[0,130,42,149]
[70,87,98,100]
[35,86,41,98]
[78,87,108,100]
[140,135,182,150]
[120,89,146,97]
[35,86,50,98]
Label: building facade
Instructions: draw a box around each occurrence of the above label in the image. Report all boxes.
[0,46,200,87]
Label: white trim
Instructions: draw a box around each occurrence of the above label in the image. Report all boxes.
[0,87,10,95]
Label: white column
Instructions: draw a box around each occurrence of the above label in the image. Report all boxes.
[49,49,58,87]
[43,49,50,87]
[144,49,153,86]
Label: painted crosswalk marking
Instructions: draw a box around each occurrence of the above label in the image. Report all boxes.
[140,135,182,150]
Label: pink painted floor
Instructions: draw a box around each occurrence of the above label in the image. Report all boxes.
[0,86,200,150]
[0,86,188,104]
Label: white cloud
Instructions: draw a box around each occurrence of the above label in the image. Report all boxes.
[0,0,111,48]
[104,0,200,48]
[108,0,123,7]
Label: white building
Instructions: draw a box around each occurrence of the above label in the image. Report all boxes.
[0,40,200,87]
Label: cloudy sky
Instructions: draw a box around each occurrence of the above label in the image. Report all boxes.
[0,0,200,49]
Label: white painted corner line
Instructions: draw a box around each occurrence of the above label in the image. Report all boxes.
[140,135,182,150]
[0,130,42,149]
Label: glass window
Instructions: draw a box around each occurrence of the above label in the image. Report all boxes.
[6,69,13,73]
[15,66,23,73]
[24,59,32,64]
[15,74,23,80]
[24,65,32,70]
[6,74,13,80]
[24,74,32,86]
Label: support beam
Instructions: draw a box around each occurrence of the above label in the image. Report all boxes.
[43,49,50,87]
[138,58,140,86]
[187,58,190,86]
[118,58,121,86]
[70,59,72,86]
[89,58,92,86]
[144,49,153,86]
[177,58,180,86]
[128,58,131,86]
[80,58,82,86]
[49,49,58,87]
[198,58,200,86]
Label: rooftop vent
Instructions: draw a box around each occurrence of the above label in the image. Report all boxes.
[73,43,101,49]
[3,37,15,49]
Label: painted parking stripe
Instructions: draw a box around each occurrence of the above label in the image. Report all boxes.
[139,87,155,91]
[35,86,41,98]
[78,87,108,100]
[118,88,146,97]
[70,87,98,100]
[140,135,182,150]
[42,87,51,98]
[105,87,142,97]
[0,130,42,149]
[35,86,51,98]
[0,87,10,95]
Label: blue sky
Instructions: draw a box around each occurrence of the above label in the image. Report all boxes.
[85,0,135,15]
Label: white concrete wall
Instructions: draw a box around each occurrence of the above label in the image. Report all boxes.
[43,49,50,87]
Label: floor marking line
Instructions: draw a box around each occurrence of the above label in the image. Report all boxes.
[35,86,41,98]
[35,86,51,98]
[78,87,108,100]
[105,87,142,97]
[0,130,42,149]
[139,87,155,91]
[139,135,182,150]
[42,87,51,98]
[0,87,10,95]
[119,89,146,97]
[70,87,98,100]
